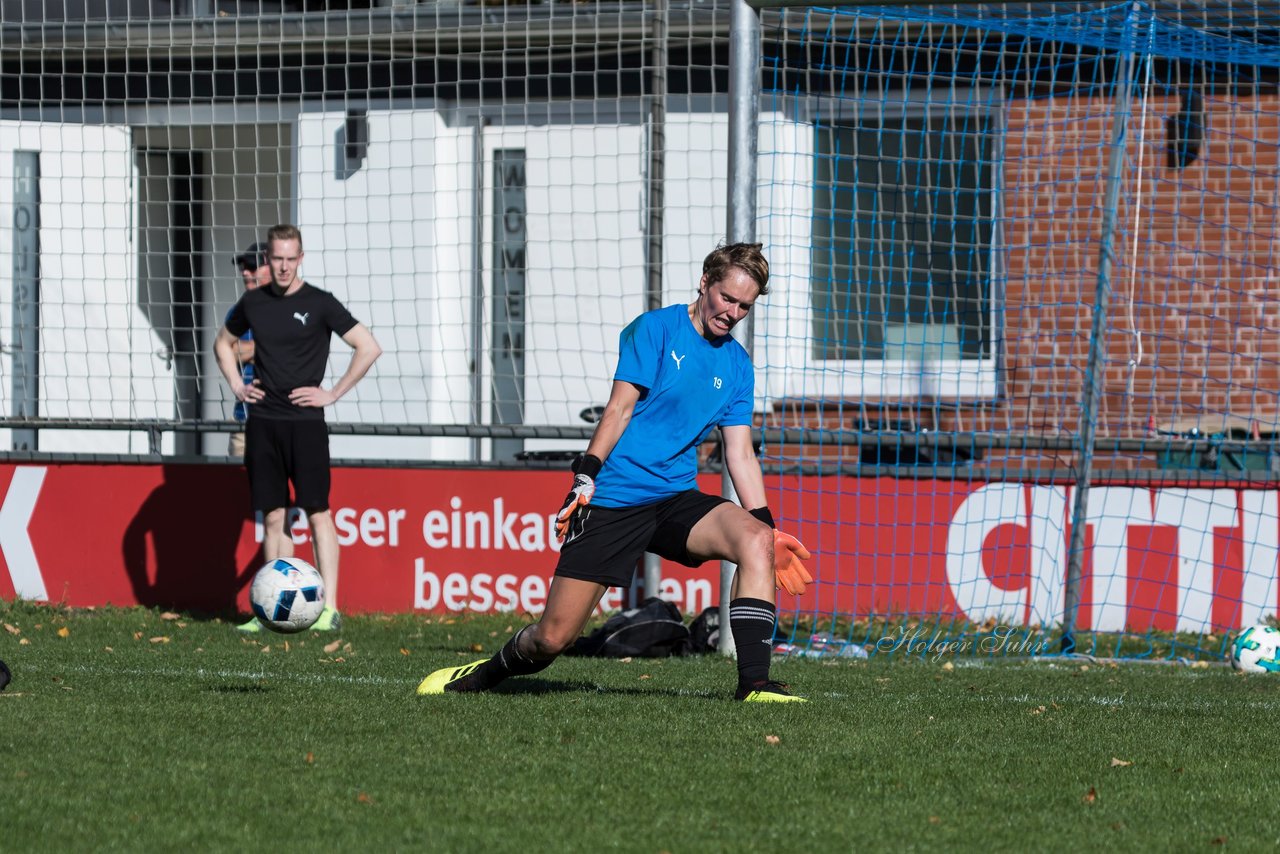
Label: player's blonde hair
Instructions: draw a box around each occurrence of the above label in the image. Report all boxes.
[266,223,303,251]
[702,242,769,296]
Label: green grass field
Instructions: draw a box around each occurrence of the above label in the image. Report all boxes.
[2,600,1277,851]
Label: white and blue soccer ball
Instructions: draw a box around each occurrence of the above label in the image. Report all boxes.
[250,557,326,633]
[1229,624,1280,673]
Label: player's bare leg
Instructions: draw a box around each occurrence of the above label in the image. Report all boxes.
[417,577,606,694]
[238,506,295,632]
[687,504,805,702]
[306,509,342,630]
[262,506,295,562]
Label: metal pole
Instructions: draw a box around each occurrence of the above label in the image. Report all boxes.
[719,0,761,655]
[643,0,669,602]
[469,116,487,462]
[1061,2,1143,653]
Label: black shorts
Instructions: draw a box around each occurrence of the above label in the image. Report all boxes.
[244,417,331,513]
[555,490,730,587]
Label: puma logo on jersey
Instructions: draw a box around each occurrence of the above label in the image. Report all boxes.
[670,350,685,370]
[293,312,309,326]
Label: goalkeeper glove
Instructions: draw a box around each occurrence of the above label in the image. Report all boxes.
[772,530,813,596]
[555,454,602,542]
[749,507,814,596]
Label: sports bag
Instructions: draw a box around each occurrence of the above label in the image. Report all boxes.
[567,597,691,658]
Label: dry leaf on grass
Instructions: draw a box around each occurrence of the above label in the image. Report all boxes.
[160,612,180,621]
[1083,787,1098,804]
[18,638,29,646]
[469,643,484,653]
[149,637,170,644]
[356,792,374,804]
[323,640,342,654]
[1110,757,1132,768]
[260,646,271,654]
[399,648,410,656]
[57,627,69,638]
[928,816,941,825]
[765,735,780,745]
[4,623,20,635]
[305,752,314,764]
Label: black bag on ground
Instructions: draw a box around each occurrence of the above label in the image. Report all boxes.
[685,606,720,654]
[567,597,690,658]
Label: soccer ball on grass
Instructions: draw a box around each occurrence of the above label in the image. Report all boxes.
[250,557,326,633]
[1228,624,1280,673]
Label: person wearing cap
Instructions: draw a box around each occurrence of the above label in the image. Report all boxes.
[215,224,382,633]
[227,243,271,457]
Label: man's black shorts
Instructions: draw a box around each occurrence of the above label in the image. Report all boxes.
[555,490,730,587]
[244,417,331,513]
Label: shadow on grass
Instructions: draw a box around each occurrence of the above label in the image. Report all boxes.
[485,677,719,700]
[207,683,271,694]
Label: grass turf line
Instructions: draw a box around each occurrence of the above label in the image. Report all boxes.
[1,602,1276,851]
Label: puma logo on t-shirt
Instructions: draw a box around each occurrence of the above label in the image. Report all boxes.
[293,312,309,326]
[670,350,685,370]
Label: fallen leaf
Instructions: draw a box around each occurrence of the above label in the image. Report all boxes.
[1083,787,1098,804]
[639,674,651,680]
[928,816,941,825]
[133,632,143,640]
[1031,705,1046,716]
[356,792,374,804]
[470,643,484,653]
[333,656,345,663]
[342,643,353,653]
[619,657,633,664]
[3,623,19,635]
[1211,837,1227,846]
[19,638,30,646]
[765,735,780,745]
[57,627,69,638]
[160,612,180,621]
[1080,664,1090,672]
[104,647,113,653]
[324,640,341,654]
[305,752,314,764]
[941,661,954,671]
[1110,757,1132,768]
[399,648,410,656]
[176,622,188,629]
[283,641,290,653]
[260,646,271,654]
[149,636,170,644]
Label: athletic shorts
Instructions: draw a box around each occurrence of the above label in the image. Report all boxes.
[244,417,331,513]
[555,490,730,587]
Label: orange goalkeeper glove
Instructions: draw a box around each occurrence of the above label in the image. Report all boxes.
[554,454,602,542]
[773,530,813,596]
[748,507,814,596]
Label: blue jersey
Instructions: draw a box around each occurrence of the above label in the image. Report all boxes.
[225,306,253,423]
[593,303,756,508]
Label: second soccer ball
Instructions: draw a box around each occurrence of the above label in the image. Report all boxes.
[1229,624,1280,673]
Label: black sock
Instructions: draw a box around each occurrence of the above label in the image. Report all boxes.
[730,597,776,687]
[463,626,554,691]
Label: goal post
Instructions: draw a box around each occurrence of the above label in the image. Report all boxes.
[742,0,1280,658]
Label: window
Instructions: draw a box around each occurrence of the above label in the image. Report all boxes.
[809,95,1000,397]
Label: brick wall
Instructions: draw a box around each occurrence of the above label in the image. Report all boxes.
[776,93,1280,472]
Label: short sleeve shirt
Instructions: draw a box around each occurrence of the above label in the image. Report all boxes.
[592,303,755,508]
[224,282,358,421]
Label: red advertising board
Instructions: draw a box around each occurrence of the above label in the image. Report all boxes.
[0,463,1276,633]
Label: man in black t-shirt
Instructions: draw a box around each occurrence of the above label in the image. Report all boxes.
[215,224,382,632]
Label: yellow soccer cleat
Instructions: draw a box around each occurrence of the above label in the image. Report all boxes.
[416,659,490,695]
[309,606,342,632]
[235,616,262,633]
[735,680,808,703]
